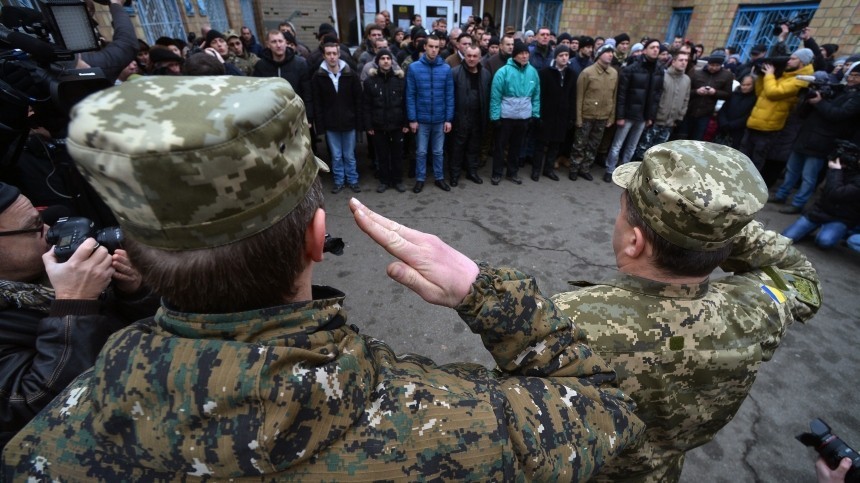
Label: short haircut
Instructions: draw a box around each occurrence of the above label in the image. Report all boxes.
[126,178,324,313]
[182,52,226,75]
[267,30,285,41]
[365,24,382,36]
[457,33,472,42]
[624,190,732,278]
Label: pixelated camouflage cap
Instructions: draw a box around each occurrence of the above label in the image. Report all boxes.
[67,76,328,251]
[612,141,767,251]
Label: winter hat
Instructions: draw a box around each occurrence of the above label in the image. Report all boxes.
[579,36,595,48]
[488,36,500,47]
[630,43,643,54]
[204,30,225,48]
[821,44,838,57]
[596,43,615,57]
[553,44,571,58]
[604,38,617,48]
[512,40,529,57]
[614,33,630,44]
[793,48,814,65]
[557,32,572,43]
[374,48,393,63]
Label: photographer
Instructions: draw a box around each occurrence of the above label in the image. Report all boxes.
[781,149,860,248]
[770,62,860,214]
[0,183,158,451]
[78,0,139,83]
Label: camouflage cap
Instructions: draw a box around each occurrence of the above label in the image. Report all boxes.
[612,141,767,251]
[67,76,329,251]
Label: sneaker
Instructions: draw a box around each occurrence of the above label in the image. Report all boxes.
[490,176,501,185]
[331,184,344,194]
[376,184,388,193]
[768,194,786,204]
[349,184,361,193]
[580,172,594,181]
[394,183,407,192]
[603,173,613,183]
[506,175,522,185]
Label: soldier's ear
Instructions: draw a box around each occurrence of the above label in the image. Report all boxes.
[625,226,648,259]
[305,208,326,262]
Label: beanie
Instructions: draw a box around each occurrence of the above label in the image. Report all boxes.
[793,48,814,65]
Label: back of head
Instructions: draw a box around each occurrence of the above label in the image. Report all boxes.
[611,141,768,274]
[182,52,226,75]
[66,76,329,312]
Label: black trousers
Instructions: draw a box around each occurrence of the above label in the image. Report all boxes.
[450,118,483,179]
[493,119,528,177]
[373,128,405,186]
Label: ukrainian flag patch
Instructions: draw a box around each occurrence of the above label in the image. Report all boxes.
[761,285,786,304]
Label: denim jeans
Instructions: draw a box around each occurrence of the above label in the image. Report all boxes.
[415,122,445,181]
[326,130,359,186]
[605,120,647,173]
[782,215,848,249]
[847,234,860,252]
[775,151,826,209]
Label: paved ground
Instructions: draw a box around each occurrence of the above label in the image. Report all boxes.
[313,150,860,482]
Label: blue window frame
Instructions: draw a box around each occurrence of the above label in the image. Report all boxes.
[523,0,562,34]
[239,0,258,37]
[135,0,187,44]
[665,7,693,44]
[725,2,818,62]
[198,0,229,32]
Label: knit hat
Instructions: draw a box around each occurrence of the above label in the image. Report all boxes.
[630,43,643,54]
[614,33,630,44]
[317,23,336,39]
[707,51,726,64]
[553,44,571,58]
[374,48,393,64]
[488,36,500,47]
[596,43,615,57]
[0,183,20,214]
[604,38,617,48]
[283,31,297,45]
[821,44,838,57]
[524,30,534,38]
[149,47,184,64]
[612,141,767,251]
[793,48,814,65]
[579,36,595,48]
[750,44,767,55]
[67,76,329,250]
[512,40,529,57]
[659,44,668,54]
[204,29,225,47]
[557,32,572,43]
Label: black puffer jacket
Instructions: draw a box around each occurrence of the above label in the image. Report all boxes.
[0,286,159,451]
[687,67,734,118]
[792,85,860,158]
[451,63,491,132]
[717,89,757,148]
[252,49,313,119]
[362,66,407,131]
[807,167,860,226]
[615,56,664,122]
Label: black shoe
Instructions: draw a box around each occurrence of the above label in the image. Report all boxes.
[491,176,501,185]
[580,172,593,181]
[466,172,483,184]
[376,184,388,193]
[569,172,578,181]
[435,179,451,191]
[531,172,540,182]
[450,178,459,187]
[506,175,522,185]
[331,184,344,194]
[603,173,613,183]
[349,184,362,193]
[413,181,424,193]
[779,205,802,214]
[544,170,559,181]
[394,183,407,193]
[768,194,786,204]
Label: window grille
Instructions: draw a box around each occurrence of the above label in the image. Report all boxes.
[136,0,187,44]
[725,2,818,62]
[665,7,692,44]
[523,0,561,34]
[239,0,258,37]
[197,0,229,32]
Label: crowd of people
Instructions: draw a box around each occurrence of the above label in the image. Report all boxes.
[124,14,860,251]
[0,4,856,481]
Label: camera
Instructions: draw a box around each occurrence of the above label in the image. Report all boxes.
[797,73,843,101]
[323,233,344,256]
[771,13,811,36]
[797,418,860,482]
[828,140,860,172]
[752,56,791,77]
[45,216,123,262]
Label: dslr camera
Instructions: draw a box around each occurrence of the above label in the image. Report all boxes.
[45,216,123,262]
[797,418,860,482]
[829,140,860,172]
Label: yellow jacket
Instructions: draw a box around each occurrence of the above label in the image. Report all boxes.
[746,63,813,132]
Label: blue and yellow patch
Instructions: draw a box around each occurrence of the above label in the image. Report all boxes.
[761,285,786,304]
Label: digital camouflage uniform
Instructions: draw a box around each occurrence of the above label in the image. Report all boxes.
[552,141,821,483]
[1,76,645,481]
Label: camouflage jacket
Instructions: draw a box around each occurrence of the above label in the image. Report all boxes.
[2,264,644,481]
[552,222,820,483]
[227,51,260,76]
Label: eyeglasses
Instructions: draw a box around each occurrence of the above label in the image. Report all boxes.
[0,215,43,237]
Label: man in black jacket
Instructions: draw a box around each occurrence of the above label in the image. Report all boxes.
[678,51,734,141]
[603,38,663,182]
[0,183,157,451]
[253,31,313,122]
[450,45,490,186]
[363,49,409,193]
[533,45,577,182]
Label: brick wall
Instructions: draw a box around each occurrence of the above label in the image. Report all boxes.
[556,1,674,42]
[256,0,333,45]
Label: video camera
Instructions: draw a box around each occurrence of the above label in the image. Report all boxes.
[752,56,791,78]
[771,12,811,37]
[797,73,843,101]
[797,418,860,482]
[1,0,112,167]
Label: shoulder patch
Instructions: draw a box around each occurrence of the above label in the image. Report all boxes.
[789,275,821,309]
[760,285,786,304]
